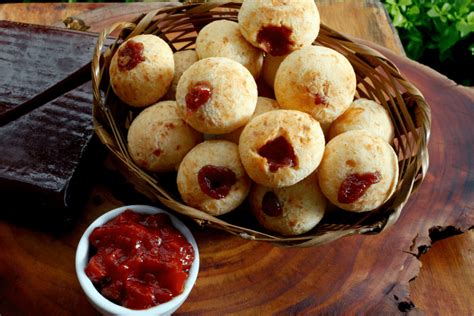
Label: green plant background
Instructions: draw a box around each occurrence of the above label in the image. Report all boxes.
[382,0,473,85]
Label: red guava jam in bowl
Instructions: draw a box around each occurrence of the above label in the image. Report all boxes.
[76,205,199,315]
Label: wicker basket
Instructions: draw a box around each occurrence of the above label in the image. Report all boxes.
[91,2,431,247]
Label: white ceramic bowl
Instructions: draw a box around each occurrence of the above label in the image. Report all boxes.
[76,205,200,316]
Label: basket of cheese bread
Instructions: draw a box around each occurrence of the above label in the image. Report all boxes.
[92,1,431,247]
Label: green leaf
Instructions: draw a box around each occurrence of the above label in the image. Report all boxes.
[427,7,439,18]
[456,20,474,38]
[468,12,474,24]
[433,18,446,34]
[389,5,400,19]
[399,0,412,6]
[441,3,452,14]
[407,29,423,42]
[454,0,472,15]
[407,6,420,15]
[406,40,424,60]
[456,0,471,9]
[392,8,406,27]
[439,27,460,53]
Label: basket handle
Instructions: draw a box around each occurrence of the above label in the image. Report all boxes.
[92,7,165,109]
[91,21,135,111]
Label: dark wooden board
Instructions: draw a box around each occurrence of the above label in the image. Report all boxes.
[0,21,99,122]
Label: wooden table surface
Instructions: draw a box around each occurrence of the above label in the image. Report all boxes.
[0,1,472,315]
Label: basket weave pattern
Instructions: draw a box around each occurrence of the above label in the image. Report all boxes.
[92,2,431,247]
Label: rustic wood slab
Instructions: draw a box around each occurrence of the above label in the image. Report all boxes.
[0,2,472,315]
[411,231,474,315]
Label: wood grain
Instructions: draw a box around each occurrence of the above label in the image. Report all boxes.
[411,231,474,315]
[0,2,472,315]
[318,0,405,55]
[0,3,107,27]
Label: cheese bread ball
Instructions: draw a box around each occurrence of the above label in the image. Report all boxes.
[176,57,258,134]
[164,50,198,100]
[262,54,287,88]
[196,20,263,78]
[177,140,251,215]
[328,98,395,143]
[220,97,280,143]
[110,34,174,107]
[238,0,320,56]
[250,173,327,236]
[239,110,325,188]
[318,130,399,212]
[274,45,356,130]
[127,101,203,172]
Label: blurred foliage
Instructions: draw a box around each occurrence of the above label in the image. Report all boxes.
[382,0,473,85]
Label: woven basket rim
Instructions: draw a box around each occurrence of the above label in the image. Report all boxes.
[91,2,431,247]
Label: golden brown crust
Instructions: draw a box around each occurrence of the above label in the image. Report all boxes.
[176,140,251,215]
[127,101,203,172]
[239,109,325,188]
[250,173,327,236]
[318,130,399,212]
[274,45,356,129]
[110,34,174,107]
[238,0,320,55]
[328,98,395,143]
[176,57,258,134]
[196,20,263,78]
